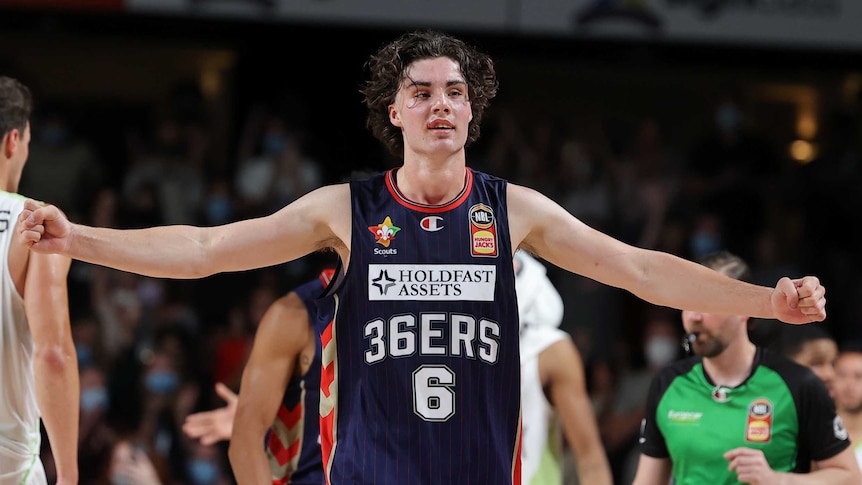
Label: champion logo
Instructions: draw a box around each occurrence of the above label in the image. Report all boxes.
[420,216,444,232]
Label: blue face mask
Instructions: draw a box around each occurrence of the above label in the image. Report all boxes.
[41,124,69,147]
[690,232,723,258]
[81,387,109,412]
[187,459,220,485]
[76,344,94,367]
[262,133,290,156]
[145,371,179,395]
[206,196,233,224]
[715,104,741,133]
[110,474,132,485]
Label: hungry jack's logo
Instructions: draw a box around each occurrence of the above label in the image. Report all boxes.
[469,204,497,257]
[369,216,401,247]
[745,398,773,443]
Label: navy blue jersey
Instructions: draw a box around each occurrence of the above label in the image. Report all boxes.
[320,169,522,485]
[266,269,335,484]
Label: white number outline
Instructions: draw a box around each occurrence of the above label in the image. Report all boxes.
[412,364,456,422]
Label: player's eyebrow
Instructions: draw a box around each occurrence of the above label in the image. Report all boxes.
[406,79,467,89]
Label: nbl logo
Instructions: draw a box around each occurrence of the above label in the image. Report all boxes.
[469,204,497,257]
[470,207,493,227]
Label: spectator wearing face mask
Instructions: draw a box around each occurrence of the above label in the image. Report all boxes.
[135,348,199,482]
[78,365,116,484]
[682,87,781,264]
[185,441,230,485]
[600,309,682,485]
[19,102,105,222]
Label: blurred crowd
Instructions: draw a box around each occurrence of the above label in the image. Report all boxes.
[9,64,862,484]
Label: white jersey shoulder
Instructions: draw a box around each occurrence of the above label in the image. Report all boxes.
[0,191,44,483]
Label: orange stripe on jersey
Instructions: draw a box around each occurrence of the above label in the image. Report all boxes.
[321,320,334,349]
[319,268,335,286]
[320,297,339,485]
[512,413,523,485]
[321,361,335,399]
[276,402,303,430]
[321,409,335,485]
[268,428,302,466]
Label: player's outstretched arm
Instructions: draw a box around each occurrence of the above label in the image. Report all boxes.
[541,337,613,485]
[18,184,350,279]
[508,184,826,325]
[183,382,238,445]
[229,291,312,485]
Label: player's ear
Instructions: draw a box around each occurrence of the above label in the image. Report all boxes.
[2,129,19,159]
[389,104,402,128]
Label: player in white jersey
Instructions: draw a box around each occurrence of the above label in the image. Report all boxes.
[515,250,613,485]
[0,76,78,484]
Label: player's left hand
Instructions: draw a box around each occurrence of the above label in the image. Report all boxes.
[182,382,238,445]
[770,276,826,324]
[724,447,777,484]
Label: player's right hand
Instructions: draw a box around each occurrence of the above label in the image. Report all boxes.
[18,199,73,254]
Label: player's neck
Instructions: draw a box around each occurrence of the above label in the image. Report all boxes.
[396,158,467,206]
[0,171,12,193]
[703,339,756,388]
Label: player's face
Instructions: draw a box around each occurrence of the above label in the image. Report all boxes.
[389,57,473,159]
[680,309,744,358]
[790,338,837,397]
[835,352,862,413]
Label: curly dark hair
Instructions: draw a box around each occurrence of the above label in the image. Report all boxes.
[360,30,499,158]
[0,76,32,138]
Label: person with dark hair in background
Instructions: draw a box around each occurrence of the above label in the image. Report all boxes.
[0,75,78,484]
[833,342,862,472]
[633,251,858,485]
[779,323,839,398]
[19,31,828,485]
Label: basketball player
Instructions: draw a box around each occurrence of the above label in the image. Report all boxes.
[184,269,334,484]
[515,250,613,485]
[186,254,612,484]
[20,31,827,485]
[1,76,78,484]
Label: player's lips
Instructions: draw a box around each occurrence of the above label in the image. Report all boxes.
[428,119,454,129]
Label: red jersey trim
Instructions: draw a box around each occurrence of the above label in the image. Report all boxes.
[384,168,473,213]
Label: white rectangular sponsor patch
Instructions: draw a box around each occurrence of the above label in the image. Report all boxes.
[368,264,497,301]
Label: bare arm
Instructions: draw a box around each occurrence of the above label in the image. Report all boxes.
[540,337,613,485]
[631,454,672,485]
[508,184,825,324]
[25,252,78,485]
[798,448,862,485]
[725,446,861,484]
[229,292,312,485]
[21,184,351,279]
